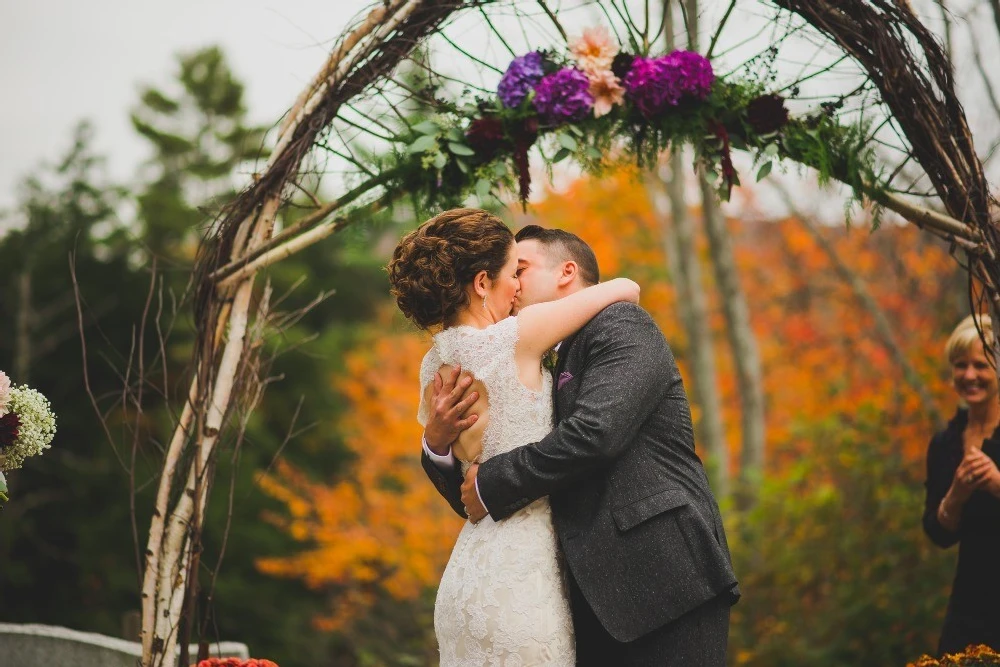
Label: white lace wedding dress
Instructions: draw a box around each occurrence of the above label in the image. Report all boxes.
[419,315,575,666]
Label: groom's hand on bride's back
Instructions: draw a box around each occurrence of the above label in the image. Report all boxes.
[425,364,479,455]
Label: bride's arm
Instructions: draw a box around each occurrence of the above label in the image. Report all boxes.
[515,278,639,360]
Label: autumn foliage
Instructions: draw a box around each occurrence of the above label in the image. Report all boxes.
[257,327,461,631]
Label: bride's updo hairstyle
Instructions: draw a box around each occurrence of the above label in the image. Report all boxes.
[388,208,514,330]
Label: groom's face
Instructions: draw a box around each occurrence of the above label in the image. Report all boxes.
[512,239,562,313]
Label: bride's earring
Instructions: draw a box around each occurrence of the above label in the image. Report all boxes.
[482,293,488,311]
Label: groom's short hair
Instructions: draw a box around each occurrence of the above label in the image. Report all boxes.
[515,225,600,286]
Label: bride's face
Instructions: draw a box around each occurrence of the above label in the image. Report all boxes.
[484,244,521,320]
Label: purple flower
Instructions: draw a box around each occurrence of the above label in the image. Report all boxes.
[532,68,594,125]
[498,51,545,108]
[623,51,714,118]
[623,56,672,117]
[663,50,714,100]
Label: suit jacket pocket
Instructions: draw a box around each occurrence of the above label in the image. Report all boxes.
[611,486,690,532]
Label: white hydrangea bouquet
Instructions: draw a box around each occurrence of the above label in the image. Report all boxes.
[0,370,57,504]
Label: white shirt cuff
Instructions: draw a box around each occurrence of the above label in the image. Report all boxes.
[422,434,456,470]
[474,477,490,516]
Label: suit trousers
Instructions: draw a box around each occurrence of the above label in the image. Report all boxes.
[569,572,730,667]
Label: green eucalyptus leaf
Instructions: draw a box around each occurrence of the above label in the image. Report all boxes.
[433,152,448,170]
[703,169,719,184]
[407,134,437,154]
[455,158,469,174]
[558,134,578,151]
[493,162,508,178]
[756,161,773,181]
[448,142,476,156]
[446,128,464,142]
[552,147,572,163]
[586,146,602,160]
[475,178,491,198]
[764,143,780,157]
[412,120,440,135]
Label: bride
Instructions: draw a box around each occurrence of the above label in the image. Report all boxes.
[387,208,638,665]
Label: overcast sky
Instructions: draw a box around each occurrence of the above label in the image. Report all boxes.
[0,0,376,209]
[2,1,996,218]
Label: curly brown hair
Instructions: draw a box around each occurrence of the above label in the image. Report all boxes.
[387,208,514,330]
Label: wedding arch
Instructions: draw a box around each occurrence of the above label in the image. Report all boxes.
[135,1,998,665]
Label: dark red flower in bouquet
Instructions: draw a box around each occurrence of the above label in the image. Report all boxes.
[611,53,636,81]
[511,117,539,210]
[709,120,736,199]
[0,412,20,449]
[745,93,789,135]
[465,116,507,160]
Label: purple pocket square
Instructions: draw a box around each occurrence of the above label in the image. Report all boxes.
[557,371,573,390]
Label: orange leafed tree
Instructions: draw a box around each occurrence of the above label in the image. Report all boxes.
[257,325,460,630]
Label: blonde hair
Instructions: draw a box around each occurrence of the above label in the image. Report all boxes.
[945,314,994,362]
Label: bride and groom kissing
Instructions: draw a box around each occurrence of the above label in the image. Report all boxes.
[387,208,740,666]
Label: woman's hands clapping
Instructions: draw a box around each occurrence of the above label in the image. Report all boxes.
[953,448,1000,500]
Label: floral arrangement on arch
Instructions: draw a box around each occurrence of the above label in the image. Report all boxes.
[194,658,279,667]
[907,644,1000,666]
[0,370,58,504]
[401,24,880,211]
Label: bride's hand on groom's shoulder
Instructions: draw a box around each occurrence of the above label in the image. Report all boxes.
[425,364,479,455]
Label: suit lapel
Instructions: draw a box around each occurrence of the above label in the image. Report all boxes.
[551,330,581,416]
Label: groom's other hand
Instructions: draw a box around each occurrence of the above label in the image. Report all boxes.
[461,464,488,523]
[425,364,479,455]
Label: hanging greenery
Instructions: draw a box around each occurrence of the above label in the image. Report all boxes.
[380,24,884,214]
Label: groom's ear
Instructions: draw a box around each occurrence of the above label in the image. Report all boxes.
[557,261,579,287]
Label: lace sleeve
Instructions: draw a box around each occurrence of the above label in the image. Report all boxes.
[417,346,442,427]
[444,316,520,379]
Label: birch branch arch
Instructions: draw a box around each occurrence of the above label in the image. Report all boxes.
[135,2,999,665]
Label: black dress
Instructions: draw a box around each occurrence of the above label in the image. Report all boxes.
[922,408,1000,655]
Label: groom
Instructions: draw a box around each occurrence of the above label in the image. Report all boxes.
[421,225,739,665]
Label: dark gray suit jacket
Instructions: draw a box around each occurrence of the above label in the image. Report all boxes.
[422,302,739,643]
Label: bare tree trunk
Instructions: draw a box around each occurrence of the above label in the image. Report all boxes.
[647,158,729,498]
[684,0,765,505]
[700,180,765,505]
[654,0,728,497]
[15,270,31,383]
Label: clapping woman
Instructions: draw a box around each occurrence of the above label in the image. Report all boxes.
[923,315,1000,654]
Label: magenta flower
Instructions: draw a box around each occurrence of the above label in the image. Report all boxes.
[663,50,714,101]
[498,51,545,108]
[623,51,714,118]
[532,68,594,125]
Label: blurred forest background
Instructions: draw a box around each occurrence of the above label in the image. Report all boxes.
[0,40,977,666]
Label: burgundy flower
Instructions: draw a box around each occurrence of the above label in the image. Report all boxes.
[511,117,539,209]
[745,94,789,134]
[611,53,637,81]
[0,412,19,449]
[710,120,736,199]
[532,68,594,125]
[465,116,507,160]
